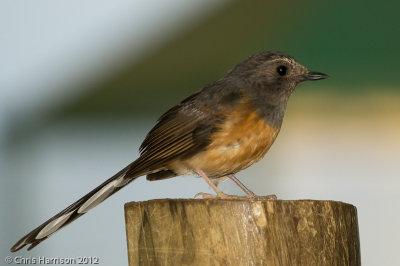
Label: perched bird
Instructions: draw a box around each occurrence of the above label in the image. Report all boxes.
[11,51,327,252]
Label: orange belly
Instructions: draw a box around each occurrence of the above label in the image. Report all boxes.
[174,102,281,178]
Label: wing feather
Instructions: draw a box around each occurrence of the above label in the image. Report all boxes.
[134,80,243,175]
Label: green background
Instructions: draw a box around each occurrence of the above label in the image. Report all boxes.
[53,0,400,119]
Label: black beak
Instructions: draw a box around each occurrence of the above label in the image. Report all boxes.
[304,71,329,81]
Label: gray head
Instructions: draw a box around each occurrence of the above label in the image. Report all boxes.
[226,51,328,127]
[228,51,328,96]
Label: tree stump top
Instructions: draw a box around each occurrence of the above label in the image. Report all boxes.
[125,199,360,265]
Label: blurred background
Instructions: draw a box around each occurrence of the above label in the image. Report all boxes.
[1,0,399,265]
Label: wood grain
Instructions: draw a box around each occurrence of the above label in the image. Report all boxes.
[125,199,360,266]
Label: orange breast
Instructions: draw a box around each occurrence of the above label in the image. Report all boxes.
[180,101,280,177]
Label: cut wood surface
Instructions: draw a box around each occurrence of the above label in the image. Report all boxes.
[125,199,360,266]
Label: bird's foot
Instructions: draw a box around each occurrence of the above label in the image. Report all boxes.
[194,192,246,199]
[194,192,219,199]
[194,192,277,200]
[250,194,278,200]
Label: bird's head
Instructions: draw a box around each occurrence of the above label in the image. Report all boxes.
[229,51,328,98]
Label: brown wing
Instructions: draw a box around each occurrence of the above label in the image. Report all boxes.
[126,79,245,177]
[125,92,219,176]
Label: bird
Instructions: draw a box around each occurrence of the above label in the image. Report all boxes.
[10,51,328,252]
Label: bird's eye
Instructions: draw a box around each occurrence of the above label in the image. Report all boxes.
[276,65,287,76]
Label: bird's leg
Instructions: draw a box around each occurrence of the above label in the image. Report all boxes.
[195,169,224,199]
[194,170,277,200]
[228,174,277,200]
[228,174,256,197]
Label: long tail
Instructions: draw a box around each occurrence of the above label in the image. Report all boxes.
[10,161,144,252]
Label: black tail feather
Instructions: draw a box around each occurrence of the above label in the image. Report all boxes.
[10,163,144,252]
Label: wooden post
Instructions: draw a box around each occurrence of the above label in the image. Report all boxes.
[125,199,360,265]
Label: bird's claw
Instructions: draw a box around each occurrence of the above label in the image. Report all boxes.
[194,192,278,200]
